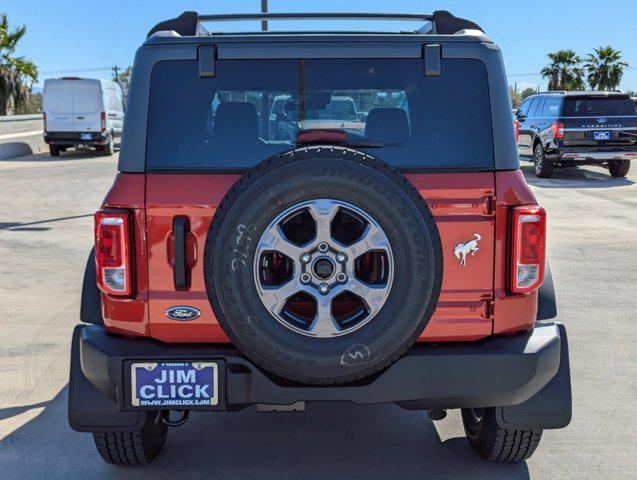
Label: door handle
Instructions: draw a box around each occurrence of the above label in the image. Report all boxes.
[173,216,190,290]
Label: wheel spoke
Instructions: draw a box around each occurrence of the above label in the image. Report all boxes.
[307,199,339,244]
[258,278,303,316]
[258,225,304,264]
[345,277,391,314]
[342,223,390,261]
[308,297,341,337]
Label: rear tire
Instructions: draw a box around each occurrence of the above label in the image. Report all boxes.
[101,132,115,156]
[92,412,167,465]
[49,145,60,157]
[461,407,543,462]
[534,144,553,178]
[609,160,630,178]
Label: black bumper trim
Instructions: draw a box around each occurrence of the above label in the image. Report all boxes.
[44,131,109,145]
[72,323,564,413]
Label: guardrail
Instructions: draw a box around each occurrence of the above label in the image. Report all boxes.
[0,114,43,122]
[0,114,45,159]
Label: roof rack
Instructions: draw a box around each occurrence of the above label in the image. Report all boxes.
[146,11,484,38]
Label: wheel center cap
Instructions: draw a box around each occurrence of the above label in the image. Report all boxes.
[313,257,335,280]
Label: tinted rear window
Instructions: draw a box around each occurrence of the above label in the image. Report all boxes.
[146,58,493,171]
[563,96,635,117]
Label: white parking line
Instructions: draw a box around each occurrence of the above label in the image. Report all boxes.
[0,129,43,141]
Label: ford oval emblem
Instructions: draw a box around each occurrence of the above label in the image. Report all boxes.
[165,306,201,321]
[596,117,607,123]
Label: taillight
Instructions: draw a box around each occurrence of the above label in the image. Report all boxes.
[94,210,132,296]
[551,121,564,139]
[100,111,106,132]
[510,205,546,294]
[514,119,520,143]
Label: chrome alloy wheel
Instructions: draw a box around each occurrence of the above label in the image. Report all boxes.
[253,199,394,338]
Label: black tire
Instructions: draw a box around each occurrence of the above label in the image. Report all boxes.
[49,145,60,157]
[204,146,443,384]
[461,407,543,462]
[101,132,115,156]
[609,160,630,178]
[92,412,167,465]
[533,144,553,178]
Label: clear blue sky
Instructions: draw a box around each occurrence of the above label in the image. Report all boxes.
[4,0,637,91]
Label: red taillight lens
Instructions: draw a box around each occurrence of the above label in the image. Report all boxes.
[94,210,132,296]
[551,121,564,139]
[510,205,546,294]
[514,119,520,143]
[100,111,106,132]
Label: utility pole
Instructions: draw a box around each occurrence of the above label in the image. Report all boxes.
[112,65,120,82]
[261,0,268,32]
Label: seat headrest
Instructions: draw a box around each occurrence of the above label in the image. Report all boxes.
[213,102,258,144]
[365,108,410,144]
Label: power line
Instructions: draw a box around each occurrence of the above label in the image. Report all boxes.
[39,66,112,75]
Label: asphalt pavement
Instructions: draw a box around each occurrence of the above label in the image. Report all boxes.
[0,151,635,479]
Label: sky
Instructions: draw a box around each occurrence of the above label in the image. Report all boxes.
[3,0,637,92]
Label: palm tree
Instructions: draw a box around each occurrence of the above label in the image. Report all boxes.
[585,46,628,91]
[0,13,38,115]
[541,50,586,91]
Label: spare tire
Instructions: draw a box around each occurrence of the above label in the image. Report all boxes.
[204,146,443,384]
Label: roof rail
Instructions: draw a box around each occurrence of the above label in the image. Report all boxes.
[146,11,483,38]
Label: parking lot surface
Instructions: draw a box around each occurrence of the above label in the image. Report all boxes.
[0,151,635,479]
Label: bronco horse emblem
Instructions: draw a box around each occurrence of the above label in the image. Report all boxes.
[453,233,481,267]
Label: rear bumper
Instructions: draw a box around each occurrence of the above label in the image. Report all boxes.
[44,131,109,145]
[548,150,637,162]
[69,323,571,431]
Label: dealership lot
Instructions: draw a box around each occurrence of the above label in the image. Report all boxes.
[0,152,635,479]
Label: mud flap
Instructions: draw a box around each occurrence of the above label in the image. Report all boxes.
[68,326,148,433]
[495,323,571,430]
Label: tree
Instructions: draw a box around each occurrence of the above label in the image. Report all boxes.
[0,13,38,115]
[540,50,585,91]
[585,46,628,91]
[112,65,132,102]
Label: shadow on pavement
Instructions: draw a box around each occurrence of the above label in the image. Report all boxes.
[0,386,530,480]
[0,149,114,162]
[520,163,634,189]
[0,214,92,231]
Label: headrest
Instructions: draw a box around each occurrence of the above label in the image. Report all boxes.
[365,108,410,144]
[213,102,258,144]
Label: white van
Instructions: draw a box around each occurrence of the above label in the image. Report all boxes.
[43,77,124,156]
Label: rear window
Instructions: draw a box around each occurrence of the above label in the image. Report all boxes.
[563,96,635,117]
[146,58,493,171]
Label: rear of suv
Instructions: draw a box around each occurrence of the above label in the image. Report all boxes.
[515,91,637,178]
[69,11,571,466]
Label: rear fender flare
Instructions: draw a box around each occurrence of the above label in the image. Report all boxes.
[537,260,557,321]
[80,247,103,325]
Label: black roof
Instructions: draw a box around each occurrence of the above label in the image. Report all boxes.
[533,91,630,97]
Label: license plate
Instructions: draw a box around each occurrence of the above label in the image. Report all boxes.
[131,361,219,407]
[594,131,611,141]
[80,133,92,140]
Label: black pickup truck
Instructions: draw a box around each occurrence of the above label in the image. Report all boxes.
[515,91,637,178]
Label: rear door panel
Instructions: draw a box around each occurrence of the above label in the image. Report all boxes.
[71,80,102,132]
[43,80,75,132]
[145,172,495,343]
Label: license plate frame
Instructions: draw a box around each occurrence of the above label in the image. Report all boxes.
[79,133,93,141]
[129,360,223,409]
[593,131,611,141]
